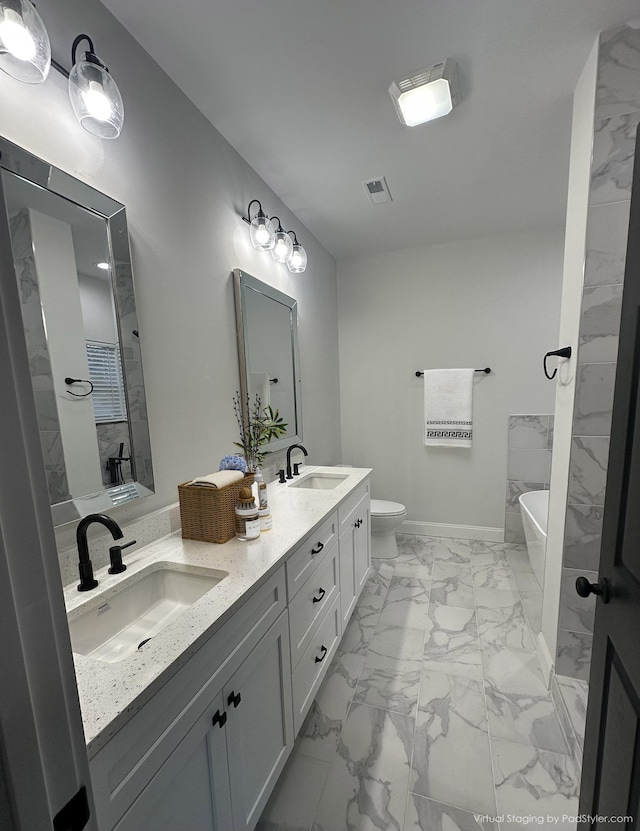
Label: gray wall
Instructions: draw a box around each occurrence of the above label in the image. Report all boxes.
[337,231,563,530]
[556,22,640,681]
[0,0,342,552]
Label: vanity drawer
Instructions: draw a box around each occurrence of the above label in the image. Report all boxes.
[286,512,337,600]
[291,594,341,734]
[338,481,370,535]
[289,542,339,669]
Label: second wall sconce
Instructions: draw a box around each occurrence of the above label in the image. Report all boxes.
[0,1,124,138]
[243,200,308,273]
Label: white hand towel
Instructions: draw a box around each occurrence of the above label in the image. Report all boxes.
[190,470,244,488]
[423,369,474,448]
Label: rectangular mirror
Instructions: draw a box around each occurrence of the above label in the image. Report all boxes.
[0,136,154,526]
[233,269,302,452]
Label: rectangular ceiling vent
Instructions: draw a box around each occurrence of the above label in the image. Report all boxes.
[363,177,392,205]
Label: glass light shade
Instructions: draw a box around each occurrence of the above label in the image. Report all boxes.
[396,78,452,126]
[287,242,307,273]
[69,58,124,139]
[0,0,50,84]
[250,213,275,251]
[271,230,293,264]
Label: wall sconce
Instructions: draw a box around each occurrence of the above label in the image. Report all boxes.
[242,200,308,273]
[270,217,293,264]
[0,2,124,139]
[243,199,275,251]
[389,59,459,126]
[287,232,307,274]
[66,35,124,139]
[0,0,51,84]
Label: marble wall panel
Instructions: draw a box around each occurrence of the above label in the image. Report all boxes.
[578,284,623,363]
[596,23,640,120]
[556,630,593,682]
[590,111,640,205]
[584,201,631,287]
[563,504,604,572]
[573,363,617,436]
[567,437,610,506]
[504,415,552,544]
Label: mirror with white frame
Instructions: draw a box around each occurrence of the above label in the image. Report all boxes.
[0,137,154,526]
[233,269,302,453]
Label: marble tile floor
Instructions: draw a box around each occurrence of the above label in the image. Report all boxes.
[257,534,582,831]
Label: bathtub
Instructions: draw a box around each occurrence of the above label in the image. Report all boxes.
[518,490,549,588]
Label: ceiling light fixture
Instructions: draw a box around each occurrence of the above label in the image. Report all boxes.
[95,261,110,270]
[389,59,459,126]
[67,35,124,139]
[241,199,308,273]
[243,199,275,251]
[0,0,50,84]
[287,232,307,273]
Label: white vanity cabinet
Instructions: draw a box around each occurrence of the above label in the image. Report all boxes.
[87,471,372,831]
[338,481,371,630]
[91,569,293,831]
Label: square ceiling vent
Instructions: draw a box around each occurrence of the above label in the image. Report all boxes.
[363,177,392,205]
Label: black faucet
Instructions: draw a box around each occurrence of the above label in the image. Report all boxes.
[286,444,308,479]
[76,513,126,592]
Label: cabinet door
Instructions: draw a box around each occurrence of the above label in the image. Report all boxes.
[339,524,357,630]
[224,610,294,831]
[354,500,371,597]
[113,692,232,831]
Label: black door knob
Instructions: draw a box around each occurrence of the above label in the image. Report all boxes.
[575,576,609,603]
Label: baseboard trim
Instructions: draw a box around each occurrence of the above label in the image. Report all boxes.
[400,520,504,542]
[536,632,554,687]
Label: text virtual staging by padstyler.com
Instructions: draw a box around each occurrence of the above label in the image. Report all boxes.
[473,815,635,825]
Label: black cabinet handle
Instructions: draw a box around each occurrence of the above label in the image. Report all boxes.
[576,576,609,603]
[311,541,324,555]
[314,645,328,664]
[227,691,242,708]
[212,710,227,728]
[355,518,363,528]
[312,588,326,604]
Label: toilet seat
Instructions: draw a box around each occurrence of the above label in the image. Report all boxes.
[370,499,406,517]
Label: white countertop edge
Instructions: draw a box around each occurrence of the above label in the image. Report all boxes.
[65,465,372,756]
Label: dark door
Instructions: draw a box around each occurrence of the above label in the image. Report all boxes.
[578,133,640,827]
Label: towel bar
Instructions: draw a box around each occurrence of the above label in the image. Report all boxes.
[415,368,491,377]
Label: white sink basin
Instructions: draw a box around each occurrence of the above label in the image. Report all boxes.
[289,473,349,490]
[68,563,227,664]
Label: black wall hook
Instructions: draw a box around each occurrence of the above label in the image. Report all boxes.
[64,377,94,397]
[543,347,572,380]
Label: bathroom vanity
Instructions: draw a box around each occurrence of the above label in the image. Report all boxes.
[64,466,371,831]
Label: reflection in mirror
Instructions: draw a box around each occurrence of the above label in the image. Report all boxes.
[234,269,302,453]
[0,136,154,525]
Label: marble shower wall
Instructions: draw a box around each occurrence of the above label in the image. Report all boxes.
[557,22,640,681]
[504,415,554,544]
[9,210,70,504]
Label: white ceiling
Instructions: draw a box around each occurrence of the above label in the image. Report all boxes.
[101,0,640,261]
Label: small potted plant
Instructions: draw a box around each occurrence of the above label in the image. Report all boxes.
[233,392,287,472]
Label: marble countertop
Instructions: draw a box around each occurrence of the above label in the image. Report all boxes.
[64,465,371,757]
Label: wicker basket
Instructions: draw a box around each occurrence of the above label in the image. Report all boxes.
[178,474,255,544]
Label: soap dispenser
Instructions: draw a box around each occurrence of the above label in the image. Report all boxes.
[235,487,260,541]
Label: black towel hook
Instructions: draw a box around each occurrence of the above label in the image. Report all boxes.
[64,377,94,397]
[543,347,572,380]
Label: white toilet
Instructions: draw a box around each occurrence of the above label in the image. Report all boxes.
[370,499,407,559]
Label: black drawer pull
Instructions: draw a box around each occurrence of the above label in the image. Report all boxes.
[212,710,227,728]
[315,645,328,664]
[227,690,242,708]
[312,588,326,604]
[311,541,324,555]
[355,518,363,528]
